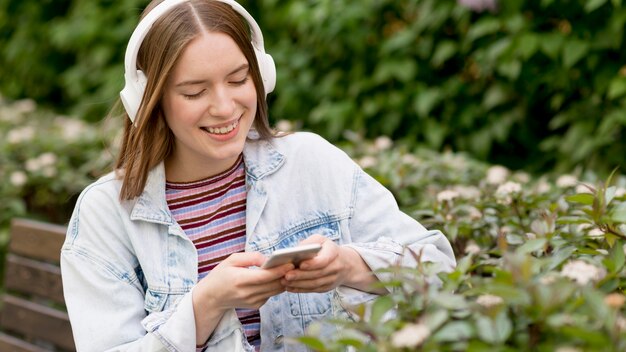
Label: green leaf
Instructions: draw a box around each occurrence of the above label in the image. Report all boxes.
[296,336,328,351]
[432,292,469,310]
[585,0,608,12]
[562,40,590,68]
[369,295,394,324]
[546,246,577,271]
[566,193,595,205]
[610,202,626,223]
[433,321,474,342]
[431,41,457,67]
[516,238,547,254]
[604,240,626,273]
[607,77,626,99]
[475,311,512,344]
[539,33,564,59]
[467,18,501,42]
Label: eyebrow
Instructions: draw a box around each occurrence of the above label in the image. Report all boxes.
[175,63,249,87]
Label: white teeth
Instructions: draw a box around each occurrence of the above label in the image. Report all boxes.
[206,120,239,134]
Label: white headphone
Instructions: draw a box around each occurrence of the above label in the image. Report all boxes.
[120,0,276,123]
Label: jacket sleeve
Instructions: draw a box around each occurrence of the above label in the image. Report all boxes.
[338,165,457,305]
[60,184,249,351]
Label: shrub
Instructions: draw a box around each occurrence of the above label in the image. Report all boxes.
[1,0,624,174]
[298,134,626,351]
[0,95,119,229]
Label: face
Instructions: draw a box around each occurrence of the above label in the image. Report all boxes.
[162,31,257,181]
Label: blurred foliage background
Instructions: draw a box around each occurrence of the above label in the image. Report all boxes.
[1,0,624,176]
[2,1,626,349]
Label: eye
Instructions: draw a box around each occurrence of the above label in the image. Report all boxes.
[182,90,205,100]
[230,76,249,86]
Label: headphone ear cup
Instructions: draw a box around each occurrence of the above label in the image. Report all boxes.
[120,69,148,124]
[255,48,276,94]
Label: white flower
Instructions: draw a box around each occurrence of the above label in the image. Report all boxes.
[476,294,503,308]
[39,152,57,166]
[454,185,481,199]
[588,228,604,239]
[275,119,293,132]
[556,175,578,188]
[7,126,35,144]
[357,156,377,169]
[514,172,530,184]
[458,0,498,12]
[616,187,626,198]
[10,171,27,187]
[401,154,420,166]
[42,166,57,178]
[526,232,537,240]
[390,323,430,348]
[25,158,43,172]
[539,273,559,285]
[576,183,594,194]
[467,206,482,220]
[486,165,509,185]
[55,116,88,140]
[560,260,606,285]
[495,181,522,204]
[14,98,36,114]
[556,347,582,352]
[535,180,551,194]
[374,136,393,151]
[496,181,522,195]
[465,241,481,255]
[437,189,460,203]
[25,153,58,173]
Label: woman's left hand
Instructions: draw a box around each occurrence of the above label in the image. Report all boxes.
[281,234,359,293]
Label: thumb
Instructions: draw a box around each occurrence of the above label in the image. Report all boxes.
[225,252,266,267]
[299,234,326,245]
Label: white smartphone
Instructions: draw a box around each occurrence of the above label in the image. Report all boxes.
[261,243,322,269]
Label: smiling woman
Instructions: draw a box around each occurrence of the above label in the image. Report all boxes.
[59,1,456,351]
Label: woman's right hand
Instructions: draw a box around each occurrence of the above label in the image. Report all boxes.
[192,251,293,345]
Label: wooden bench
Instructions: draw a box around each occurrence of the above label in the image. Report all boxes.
[0,218,75,351]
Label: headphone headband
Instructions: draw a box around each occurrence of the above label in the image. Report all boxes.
[120,0,276,123]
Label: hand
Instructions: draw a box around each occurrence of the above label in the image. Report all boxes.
[196,251,293,311]
[281,234,354,293]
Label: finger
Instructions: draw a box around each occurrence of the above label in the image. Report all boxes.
[225,252,266,268]
[298,234,327,245]
[299,241,338,270]
[284,268,328,281]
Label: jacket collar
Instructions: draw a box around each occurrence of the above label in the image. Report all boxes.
[130,136,285,224]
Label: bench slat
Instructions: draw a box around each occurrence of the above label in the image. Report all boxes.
[9,219,66,264]
[0,332,49,352]
[4,254,65,304]
[0,295,75,351]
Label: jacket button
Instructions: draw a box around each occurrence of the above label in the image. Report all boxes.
[274,335,284,345]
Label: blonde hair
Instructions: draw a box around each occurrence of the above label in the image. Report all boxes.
[114,0,274,200]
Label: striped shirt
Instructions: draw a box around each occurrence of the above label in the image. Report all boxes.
[165,155,260,350]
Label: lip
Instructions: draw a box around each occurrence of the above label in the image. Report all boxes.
[202,116,241,130]
[200,115,243,142]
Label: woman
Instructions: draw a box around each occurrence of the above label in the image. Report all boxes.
[60,0,456,351]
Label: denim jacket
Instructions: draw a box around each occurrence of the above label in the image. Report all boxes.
[61,132,456,352]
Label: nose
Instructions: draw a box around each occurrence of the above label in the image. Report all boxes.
[207,86,235,118]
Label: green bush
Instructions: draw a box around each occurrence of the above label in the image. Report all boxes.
[0,95,119,229]
[261,0,626,175]
[300,134,626,351]
[1,0,624,173]
[0,0,147,121]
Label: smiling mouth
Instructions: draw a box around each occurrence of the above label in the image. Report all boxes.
[202,118,240,135]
